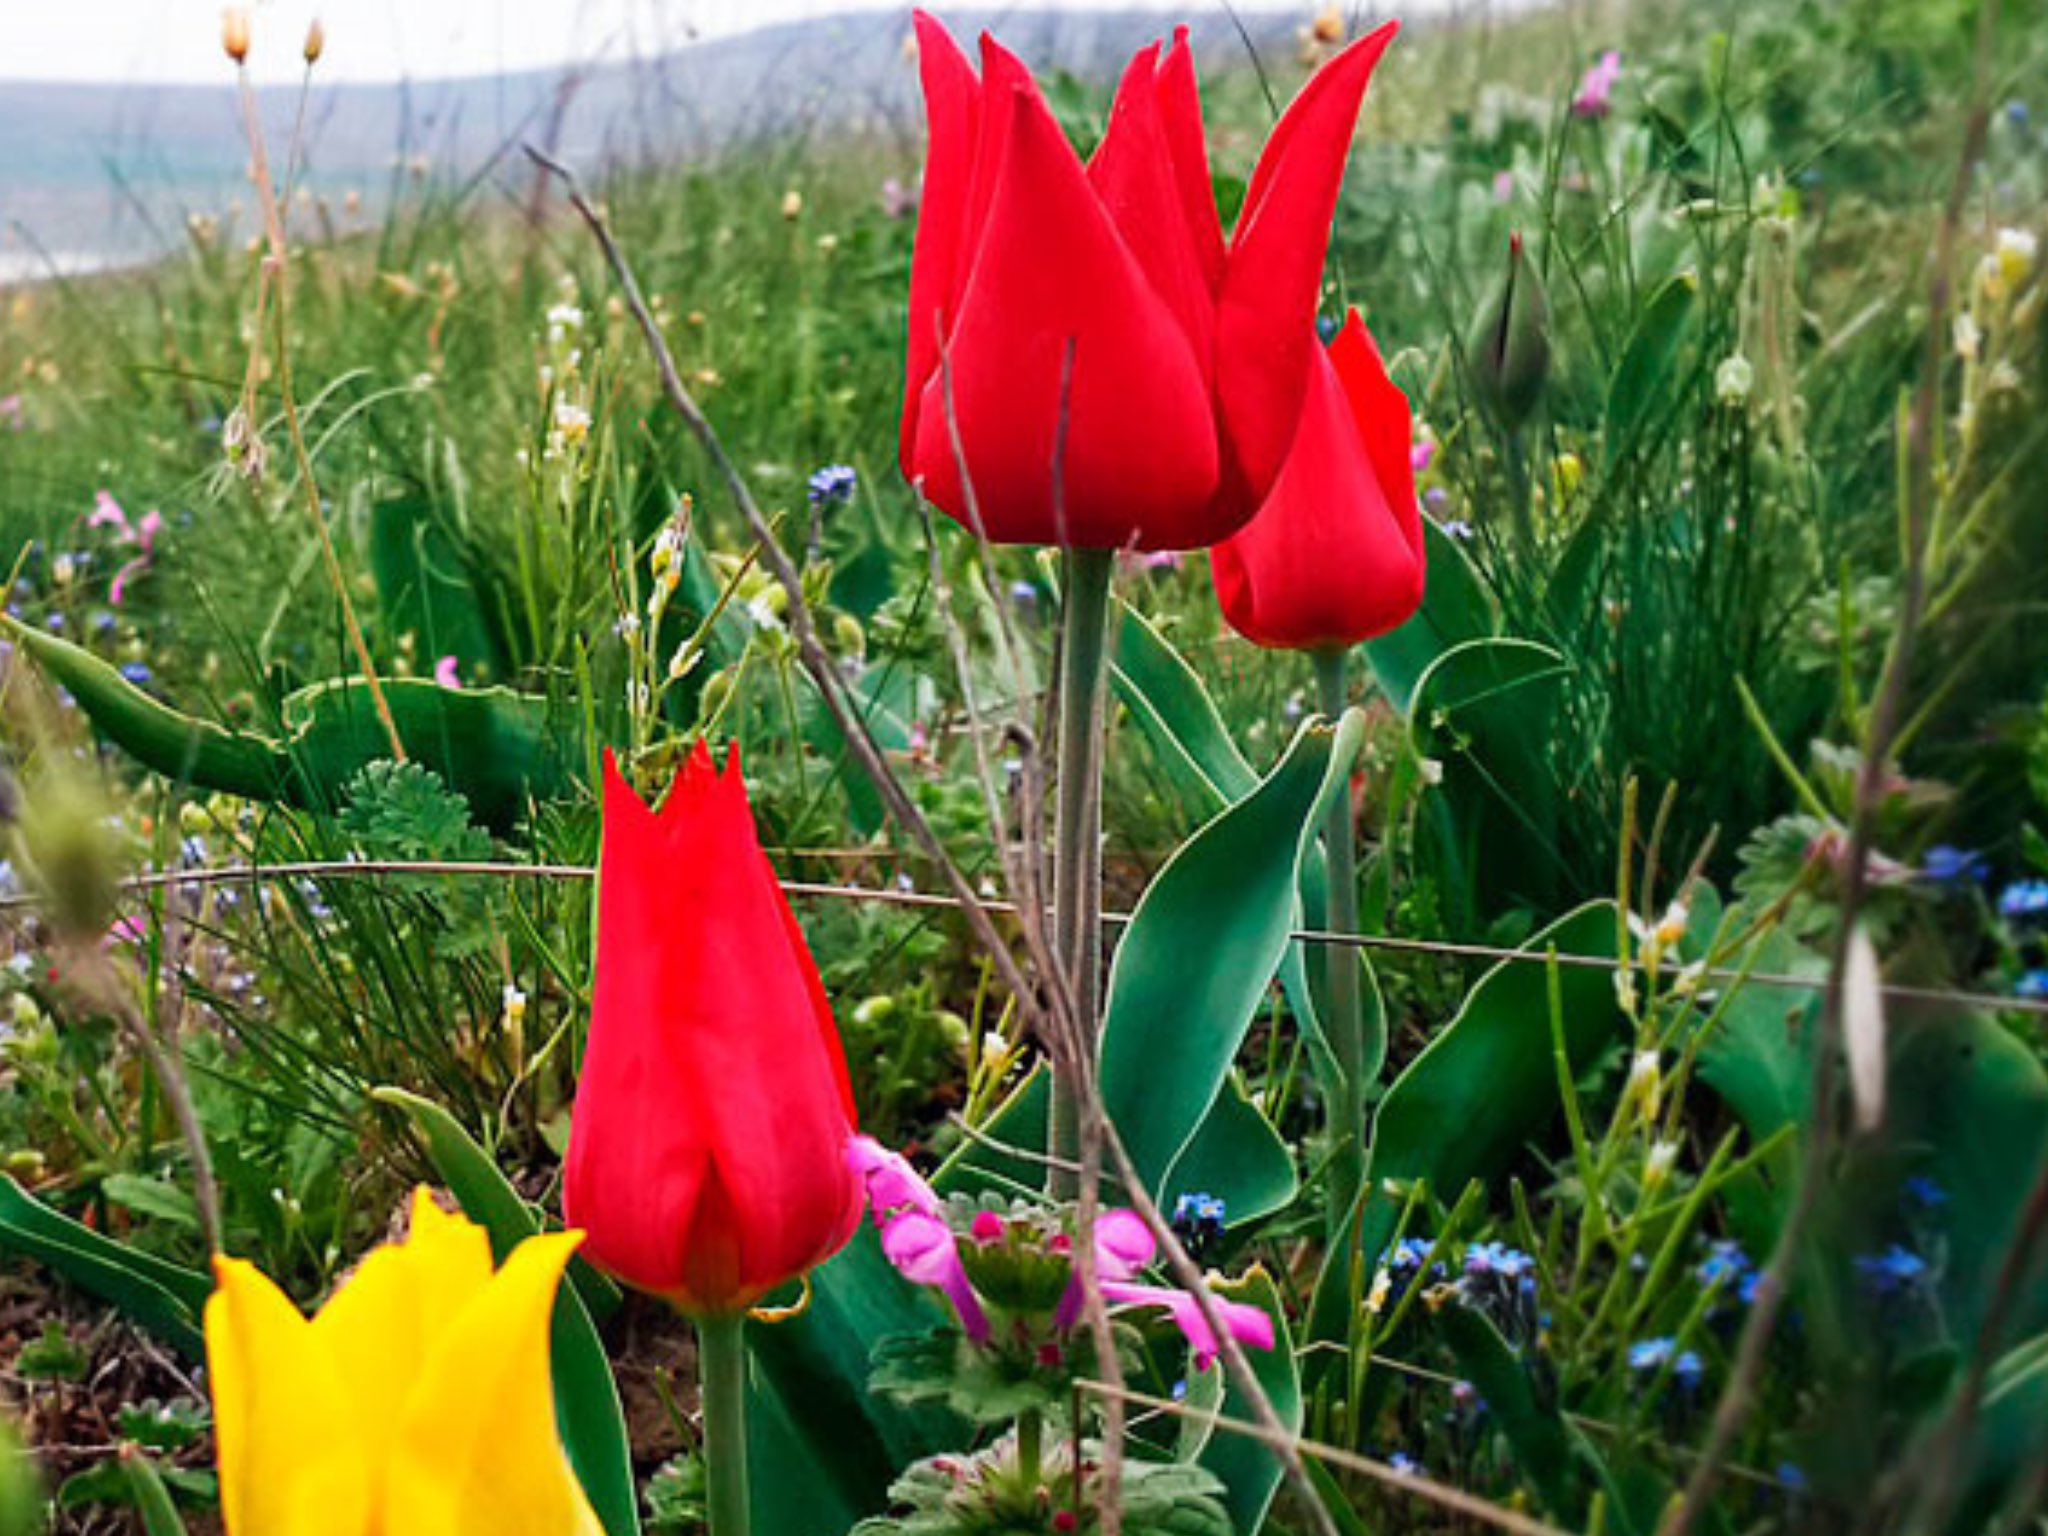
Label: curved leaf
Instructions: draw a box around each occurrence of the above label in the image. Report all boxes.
[1605,270,1699,450]
[1372,902,1622,1196]
[1100,711,1362,1199]
[370,1088,638,1536]
[1364,520,1494,716]
[1199,1265,1301,1534]
[0,1180,204,1358]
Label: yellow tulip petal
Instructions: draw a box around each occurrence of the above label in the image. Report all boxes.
[205,1256,372,1536]
[384,1231,603,1536]
[313,1190,494,1450]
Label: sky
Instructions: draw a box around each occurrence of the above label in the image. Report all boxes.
[0,0,1294,85]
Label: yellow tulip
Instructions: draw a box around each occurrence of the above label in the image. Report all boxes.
[204,1189,603,1536]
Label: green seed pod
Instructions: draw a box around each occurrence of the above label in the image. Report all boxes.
[1469,230,1552,430]
[10,763,125,942]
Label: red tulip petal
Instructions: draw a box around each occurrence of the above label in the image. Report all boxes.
[1330,310,1423,571]
[1154,27,1225,295]
[565,750,861,1311]
[563,757,713,1297]
[1216,20,1398,500]
[1087,41,1215,378]
[901,11,982,474]
[909,80,1219,547]
[1212,316,1423,650]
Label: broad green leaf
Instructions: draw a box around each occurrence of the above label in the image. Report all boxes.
[1439,1305,1590,1523]
[371,1088,638,1536]
[1371,902,1623,1197]
[1111,604,1257,805]
[369,494,506,678]
[117,1450,189,1536]
[746,1227,969,1536]
[1162,1075,1297,1228]
[0,1178,207,1356]
[1199,1266,1301,1535]
[1604,270,1699,450]
[1100,712,1363,1200]
[1406,636,1571,921]
[1364,521,1494,716]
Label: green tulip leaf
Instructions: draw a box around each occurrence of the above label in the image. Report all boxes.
[0,1178,207,1356]
[1100,711,1363,1201]
[1198,1266,1301,1535]
[1364,520,1495,716]
[369,1088,638,1536]
[1111,604,1258,808]
[1162,1075,1297,1228]
[1439,1304,1603,1524]
[1371,901,1623,1196]
[1605,270,1700,451]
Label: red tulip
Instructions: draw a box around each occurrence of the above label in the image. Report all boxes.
[563,745,863,1315]
[1211,310,1425,650]
[900,10,1398,551]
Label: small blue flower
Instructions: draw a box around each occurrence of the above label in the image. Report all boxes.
[91,611,117,636]
[1777,1462,1808,1494]
[1673,1350,1704,1390]
[1902,1176,1948,1212]
[1171,1192,1228,1255]
[1423,486,1449,513]
[1628,1337,1675,1372]
[1697,1240,1754,1294]
[45,613,65,633]
[1315,314,1340,344]
[1997,879,2048,923]
[2007,100,2031,127]
[1009,579,1039,607]
[2016,970,2048,1001]
[1922,845,1988,887]
[1388,1451,1420,1476]
[179,836,209,868]
[1390,1237,1439,1275]
[0,860,16,897]
[119,662,152,686]
[1853,1243,1928,1299]
[1443,518,1475,540]
[806,463,858,508]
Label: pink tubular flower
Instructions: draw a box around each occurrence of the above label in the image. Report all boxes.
[1052,1207,1158,1330]
[1099,1281,1276,1370]
[1571,50,1621,118]
[882,1210,990,1342]
[434,655,463,689]
[848,1133,945,1221]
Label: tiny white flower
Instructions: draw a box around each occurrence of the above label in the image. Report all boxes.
[1366,1268,1393,1315]
[1954,311,1983,361]
[745,595,784,632]
[1713,353,1753,406]
[501,985,528,1028]
[1644,1139,1680,1187]
[981,1030,1007,1061]
[546,302,584,332]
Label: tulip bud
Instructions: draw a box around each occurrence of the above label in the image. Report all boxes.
[1468,231,1551,430]
[303,18,325,64]
[221,6,250,64]
[564,746,863,1315]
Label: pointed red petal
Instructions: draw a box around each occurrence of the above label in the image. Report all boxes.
[909,81,1218,547]
[901,11,982,474]
[1086,40,1215,382]
[1216,20,1398,500]
[1154,26,1225,294]
[1212,313,1423,649]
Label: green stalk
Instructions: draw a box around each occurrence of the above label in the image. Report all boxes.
[1048,546,1116,1194]
[698,1311,751,1536]
[1313,648,1366,1232]
[1017,1406,1044,1488]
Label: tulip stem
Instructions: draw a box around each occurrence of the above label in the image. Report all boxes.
[1313,648,1366,1232]
[1049,546,1116,1193]
[697,1312,751,1536]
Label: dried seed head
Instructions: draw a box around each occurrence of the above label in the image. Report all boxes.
[303,18,325,64]
[222,6,251,64]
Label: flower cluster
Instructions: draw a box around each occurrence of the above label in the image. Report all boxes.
[848,1137,1272,1372]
